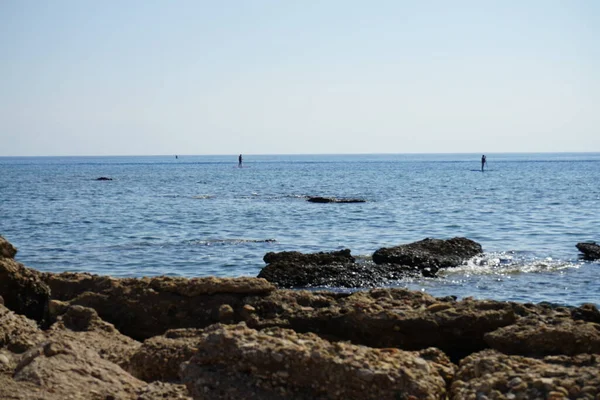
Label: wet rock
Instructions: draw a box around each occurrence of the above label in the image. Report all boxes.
[307,196,367,203]
[372,237,483,276]
[128,328,204,382]
[181,323,453,400]
[484,318,600,356]
[41,273,275,340]
[0,304,45,353]
[576,242,600,260]
[46,304,141,368]
[259,249,419,288]
[571,303,600,324]
[243,289,518,362]
[0,235,17,259]
[0,257,50,323]
[451,350,600,399]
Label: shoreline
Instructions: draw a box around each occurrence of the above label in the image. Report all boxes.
[2,236,600,398]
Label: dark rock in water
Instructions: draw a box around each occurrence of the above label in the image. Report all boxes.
[372,237,483,276]
[95,177,113,181]
[307,196,366,203]
[263,249,354,265]
[576,242,600,260]
[260,249,423,288]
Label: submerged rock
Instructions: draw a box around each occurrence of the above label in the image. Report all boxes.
[181,323,453,400]
[576,242,600,260]
[372,237,483,276]
[307,196,367,203]
[95,177,113,181]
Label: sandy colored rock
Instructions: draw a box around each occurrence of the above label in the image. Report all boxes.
[46,304,141,367]
[181,323,454,400]
[137,381,192,399]
[0,235,17,259]
[41,272,275,339]
[451,350,600,399]
[0,258,50,323]
[0,304,45,353]
[12,339,145,400]
[128,328,203,382]
[243,288,518,361]
[485,317,600,356]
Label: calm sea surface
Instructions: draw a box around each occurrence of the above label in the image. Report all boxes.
[1,153,599,306]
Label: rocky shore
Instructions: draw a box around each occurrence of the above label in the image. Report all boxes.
[1,235,600,399]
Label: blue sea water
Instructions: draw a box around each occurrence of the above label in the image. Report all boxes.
[1,153,599,306]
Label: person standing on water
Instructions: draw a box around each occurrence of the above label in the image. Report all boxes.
[481,155,487,172]
[238,154,243,167]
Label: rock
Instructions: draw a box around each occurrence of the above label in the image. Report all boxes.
[263,249,355,265]
[451,350,600,399]
[0,235,17,259]
[0,304,45,353]
[372,237,483,276]
[11,339,145,400]
[484,318,600,356]
[137,381,192,400]
[571,303,600,324]
[181,323,453,400]
[95,177,113,181]
[242,289,517,362]
[0,257,50,323]
[46,305,141,368]
[259,249,419,288]
[128,328,204,382]
[307,196,367,203]
[41,273,275,340]
[576,242,600,260]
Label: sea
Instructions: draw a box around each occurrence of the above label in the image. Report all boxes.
[1,153,599,307]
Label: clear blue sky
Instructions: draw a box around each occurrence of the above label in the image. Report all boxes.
[1,1,598,156]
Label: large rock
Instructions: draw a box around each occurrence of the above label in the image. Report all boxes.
[259,249,419,288]
[46,304,141,368]
[0,304,45,353]
[242,289,519,362]
[41,273,275,340]
[451,350,600,399]
[10,339,144,400]
[0,235,17,259]
[0,257,50,323]
[372,237,483,276]
[181,323,454,400]
[128,328,203,382]
[576,242,600,260]
[484,317,600,356]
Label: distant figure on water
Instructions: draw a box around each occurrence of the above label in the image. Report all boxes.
[238,154,243,167]
[481,155,487,172]
[175,155,178,159]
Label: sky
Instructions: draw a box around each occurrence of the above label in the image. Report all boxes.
[1,1,599,156]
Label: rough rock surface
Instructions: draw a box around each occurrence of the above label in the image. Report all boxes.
[0,304,45,353]
[372,237,483,276]
[0,235,17,259]
[243,289,519,362]
[306,196,367,203]
[46,304,141,367]
[128,328,204,382]
[451,350,600,399]
[181,323,454,400]
[11,339,144,399]
[576,242,600,260]
[485,317,600,356]
[41,272,275,340]
[259,249,421,288]
[0,257,50,323]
